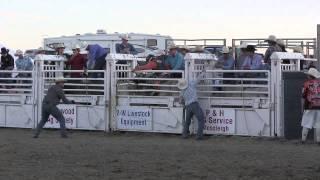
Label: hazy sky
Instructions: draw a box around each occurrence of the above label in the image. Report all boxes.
[1,0,319,49]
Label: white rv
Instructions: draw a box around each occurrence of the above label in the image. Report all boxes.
[43,30,172,57]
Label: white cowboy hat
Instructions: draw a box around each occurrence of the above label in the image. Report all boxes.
[55,77,65,83]
[292,46,303,53]
[55,43,65,49]
[121,34,130,41]
[221,46,230,54]
[265,35,277,42]
[305,68,320,78]
[238,42,248,49]
[194,45,204,52]
[168,44,178,50]
[177,79,188,90]
[72,44,81,50]
[15,49,23,56]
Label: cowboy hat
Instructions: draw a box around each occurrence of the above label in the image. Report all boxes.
[121,34,130,41]
[246,45,257,52]
[194,45,204,52]
[55,43,65,49]
[238,42,248,49]
[305,68,320,78]
[15,49,23,56]
[72,44,81,50]
[292,46,303,53]
[168,44,178,50]
[177,79,188,90]
[265,35,277,42]
[277,39,285,46]
[1,47,7,54]
[55,77,65,83]
[221,46,230,54]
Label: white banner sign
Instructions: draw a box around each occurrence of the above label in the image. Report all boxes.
[44,104,77,129]
[204,108,235,134]
[116,107,152,131]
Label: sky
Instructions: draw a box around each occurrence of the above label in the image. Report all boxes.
[1,0,319,50]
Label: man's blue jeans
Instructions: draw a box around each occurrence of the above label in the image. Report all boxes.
[183,102,204,137]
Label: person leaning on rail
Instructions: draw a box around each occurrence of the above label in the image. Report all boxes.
[33,77,75,138]
[300,68,320,145]
[178,68,207,140]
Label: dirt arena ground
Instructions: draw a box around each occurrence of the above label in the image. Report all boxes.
[1,129,320,180]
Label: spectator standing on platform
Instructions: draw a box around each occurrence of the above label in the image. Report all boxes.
[264,35,282,69]
[34,77,75,138]
[235,43,248,70]
[0,47,14,87]
[178,69,206,140]
[165,45,184,78]
[66,44,87,78]
[15,49,33,77]
[241,45,263,70]
[116,34,137,55]
[300,68,320,144]
[216,46,235,70]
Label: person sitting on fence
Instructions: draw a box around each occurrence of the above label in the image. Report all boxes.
[33,77,75,138]
[15,49,33,78]
[85,43,107,78]
[178,68,206,140]
[264,35,282,69]
[66,44,87,78]
[300,68,320,145]
[165,45,184,78]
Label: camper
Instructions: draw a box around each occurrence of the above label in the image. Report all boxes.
[43,30,173,57]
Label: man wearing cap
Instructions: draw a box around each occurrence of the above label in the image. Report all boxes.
[66,44,87,78]
[34,77,75,138]
[15,49,33,78]
[178,69,206,140]
[165,45,185,78]
[264,35,282,68]
[116,34,137,55]
[301,68,320,144]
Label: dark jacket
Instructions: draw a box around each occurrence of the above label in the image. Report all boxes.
[1,54,14,70]
[43,84,72,106]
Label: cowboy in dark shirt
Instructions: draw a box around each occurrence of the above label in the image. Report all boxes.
[34,77,75,138]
